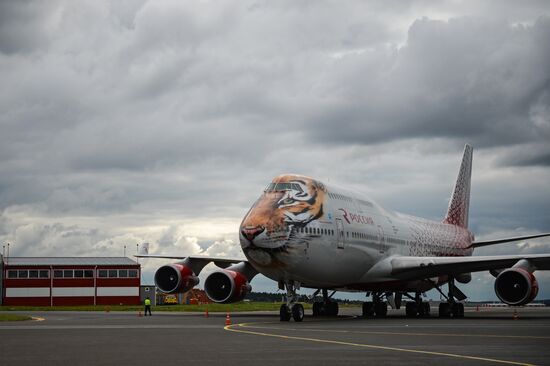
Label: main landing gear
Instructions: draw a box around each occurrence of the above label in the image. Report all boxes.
[312,289,339,317]
[279,281,304,322]
[435,276,465,318]
[404,292,431,318]
[362,292,388,318]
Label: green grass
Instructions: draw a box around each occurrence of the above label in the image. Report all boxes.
[0,302,361,313]
[0,314,32,321]
[0,302,303,312]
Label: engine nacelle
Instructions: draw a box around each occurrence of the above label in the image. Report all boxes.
[494,268,538,306]
[154,264,199,294]
[204,269,252,303]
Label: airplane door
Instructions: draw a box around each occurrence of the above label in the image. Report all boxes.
[336,219,344,249]
[377,225,386,253]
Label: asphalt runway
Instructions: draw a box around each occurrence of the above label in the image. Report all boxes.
[1,307,549,366]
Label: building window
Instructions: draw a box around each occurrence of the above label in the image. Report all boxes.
[74,270,84,278]
[39,270,49,278]
[84,270,94,278]
[18,270,28,278]
[63,270,74,278]
[119,269,128,278]
[54,270,63,278]
[7,270,18,278]
[128,269,138,278]
[98,270,108,278]
[29,270,39,278]
[108,270,118,278]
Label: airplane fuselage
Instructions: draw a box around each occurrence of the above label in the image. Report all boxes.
[239,174,474,292]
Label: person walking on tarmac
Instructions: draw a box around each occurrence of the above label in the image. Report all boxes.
[144,296,152,316]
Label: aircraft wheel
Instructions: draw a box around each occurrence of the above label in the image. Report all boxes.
[292,304,304,322]
[362,301,374,317]
[439,302,451,318]
[326,301,339,317]
[280,304,291,321]
[420,302,431,317]
[375,302,388,317]
[405,302,418,317]
[312,302,323,317]
[451,302,464,318]
[458,303,464,317]
[422,301,432,318]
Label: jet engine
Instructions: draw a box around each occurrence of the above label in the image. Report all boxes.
[204,267,253,303]
[494,268,538,306]
[154,263,199,294]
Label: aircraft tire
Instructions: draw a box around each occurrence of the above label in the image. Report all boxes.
[312,302,323,317]
[326,301,339,317]
[292,304,304,322]
[280,304,291,321]
[362,302,374,317]
[451,302,464,318]
[422,302,431,317]
[405,302,418,317]
[374,302,388,317]
[439,302,451,318]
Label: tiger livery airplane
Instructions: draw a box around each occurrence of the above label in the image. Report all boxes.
[138,144,550,321]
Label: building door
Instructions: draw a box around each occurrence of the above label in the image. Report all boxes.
[336,219,345,249]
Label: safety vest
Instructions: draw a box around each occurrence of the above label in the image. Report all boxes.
[145,299,151,306]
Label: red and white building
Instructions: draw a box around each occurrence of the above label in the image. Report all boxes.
[1,257,141,306]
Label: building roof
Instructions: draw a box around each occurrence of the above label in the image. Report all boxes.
[2,257,139,266]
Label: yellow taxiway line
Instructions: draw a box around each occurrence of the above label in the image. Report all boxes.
[241,323,550,340]
[225,322,537,366]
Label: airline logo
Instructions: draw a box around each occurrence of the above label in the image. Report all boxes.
[339,208,374,225]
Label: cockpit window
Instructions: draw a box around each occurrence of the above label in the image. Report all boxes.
[264,182,303,192]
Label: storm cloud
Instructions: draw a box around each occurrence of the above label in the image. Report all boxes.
[1,0,549,300]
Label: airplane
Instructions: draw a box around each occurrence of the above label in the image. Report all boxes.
[137,144,550,322]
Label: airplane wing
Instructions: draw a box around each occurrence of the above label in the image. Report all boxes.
[386,254,550,281]
[135,254,246,269]
[469,232,550,248]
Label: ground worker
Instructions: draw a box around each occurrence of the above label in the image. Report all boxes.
[144,296,152,316]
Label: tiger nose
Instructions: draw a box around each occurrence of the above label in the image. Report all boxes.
[241,226,265,241]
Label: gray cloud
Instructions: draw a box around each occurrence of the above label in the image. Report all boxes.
[310,17,550,151]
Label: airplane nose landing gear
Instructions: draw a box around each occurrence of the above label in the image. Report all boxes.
[280,281,304,322]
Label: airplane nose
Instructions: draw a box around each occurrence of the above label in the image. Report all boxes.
[241,226,265,242]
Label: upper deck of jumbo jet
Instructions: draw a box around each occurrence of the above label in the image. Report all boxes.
[263,173,391,215]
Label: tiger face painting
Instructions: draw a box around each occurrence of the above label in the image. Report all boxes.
[239,174,326,268]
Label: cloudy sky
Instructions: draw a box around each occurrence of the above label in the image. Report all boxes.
[1,0,549,301]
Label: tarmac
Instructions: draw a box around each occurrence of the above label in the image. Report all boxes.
[1,306,549,366]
